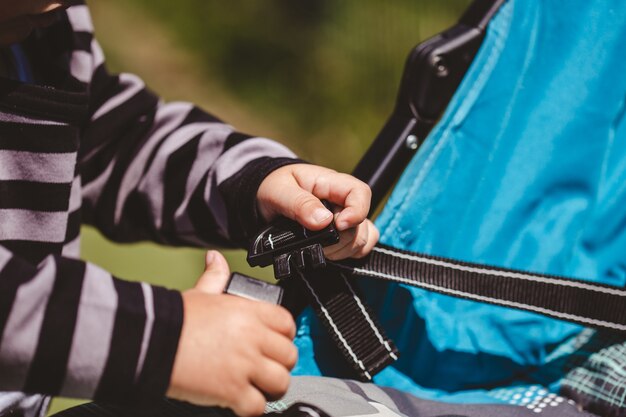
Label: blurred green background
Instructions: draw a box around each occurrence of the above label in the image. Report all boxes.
[49,0,470,414]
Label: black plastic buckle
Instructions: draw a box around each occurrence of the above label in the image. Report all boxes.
[247,213,339,280]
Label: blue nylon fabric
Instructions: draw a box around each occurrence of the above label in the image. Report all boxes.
[293,0,626,404]
[10,45,34,83]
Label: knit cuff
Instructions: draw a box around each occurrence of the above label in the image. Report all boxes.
[218,157,305,247]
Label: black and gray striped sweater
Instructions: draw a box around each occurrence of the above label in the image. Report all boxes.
[0,3,300,414]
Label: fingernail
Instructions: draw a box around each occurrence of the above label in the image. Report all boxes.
[336,221,348,231]
[205,251,215,265]
[313,208,333,224]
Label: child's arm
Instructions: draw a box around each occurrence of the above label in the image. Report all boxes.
[0,246,294,416]
[0,247,183,403]
[72,5,376,255]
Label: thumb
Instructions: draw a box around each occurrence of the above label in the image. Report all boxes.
[194,251,231,294]
[275,184,334,231]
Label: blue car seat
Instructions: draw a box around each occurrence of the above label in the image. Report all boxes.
[293,0,626,414]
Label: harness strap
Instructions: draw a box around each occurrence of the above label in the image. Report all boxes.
[293,267,398,381]
[293,243,626,380]
[334,244,626,332]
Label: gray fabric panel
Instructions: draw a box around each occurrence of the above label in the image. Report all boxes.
[271,377,598,417]
[0,259,56,390]
[114,102,193,224]
[344,381,403,416]
[0,209,68,242]
[61,263,117,398]
[274,377,398,417]
[0,150,76,183]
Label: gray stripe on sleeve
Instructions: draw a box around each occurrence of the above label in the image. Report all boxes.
[0,151,76,183]
[134,283,154,381]
[0,259,56,390]
[66,5,94,33]
[0,113,65,126]
[70,50,93,84]
[114,102,194,224]
[0,210,67,243]
[68,176,82,213]
[138,122,229,230]
[61,264,117,398]
[61,236,81,259]
[173,127,231,242]
[82,159,115,209]
[91,39,105,71]
[0,250,13,277]
[214,137,297,185]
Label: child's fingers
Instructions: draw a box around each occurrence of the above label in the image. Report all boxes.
[266,181,334,230]
[251,358,291,401]
[324,220,379,260]
[232,386,267,417]
[352,221,379,259]
[303,172,371,231]
[194,251,231,294]
[260,332,298,369]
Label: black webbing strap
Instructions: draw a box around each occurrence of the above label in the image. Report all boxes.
[292,267,399,381]
[333,244,626,333]
[276,240,626,381]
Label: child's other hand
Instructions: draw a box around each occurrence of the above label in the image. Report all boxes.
[257,164,379,260]
[168,251,297,417]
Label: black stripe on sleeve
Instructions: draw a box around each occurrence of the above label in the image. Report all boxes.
[184,173,232,247]
[0,181,71,212]
[1,241,64,265]
[222,132,253,153]
[160,133,201,244]
[24,258,85,395]
[87,66,123,116]
[72,31,93,52]
[0,123,79,153]
[133,286,183,403]
[218,156,304,246]
[180,106,222,125]
[0,255,37,341]
[94,279,146,404]
[64,209,82,243]
[83,88,158,159]
[140,107,221,181]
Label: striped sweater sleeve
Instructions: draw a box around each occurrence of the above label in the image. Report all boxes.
[71,6,301,248]
[0,79,183,402]
[0,246,182,404]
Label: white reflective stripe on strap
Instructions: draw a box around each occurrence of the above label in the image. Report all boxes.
[335,263,626,332]
[373,247,626,297]
[295,270,372,380]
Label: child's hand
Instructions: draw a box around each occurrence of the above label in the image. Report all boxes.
[168,251,297,417]
[257,164,379,260]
